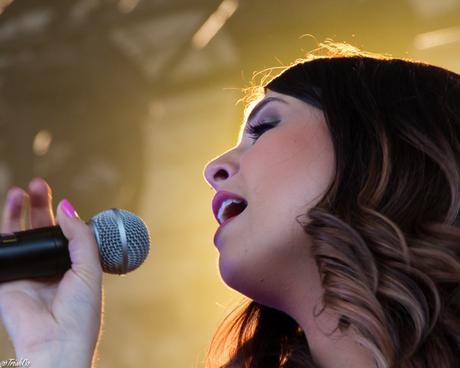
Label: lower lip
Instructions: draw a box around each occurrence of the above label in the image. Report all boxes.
[213,211,244,248]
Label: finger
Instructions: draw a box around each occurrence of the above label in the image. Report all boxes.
[28,177,55,228]
[56,199,102,285]
[1,187,30,233]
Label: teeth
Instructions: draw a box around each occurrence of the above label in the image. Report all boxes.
[217,199,245,224]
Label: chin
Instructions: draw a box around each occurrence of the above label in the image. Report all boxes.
[218,256,284,310]
[218,255,242,291]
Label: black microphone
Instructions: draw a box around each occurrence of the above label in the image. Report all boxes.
[0,208,151,282]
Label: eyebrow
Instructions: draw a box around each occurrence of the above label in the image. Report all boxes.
[245,96,288,123]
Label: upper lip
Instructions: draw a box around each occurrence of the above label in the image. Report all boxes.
[212,190,247,225]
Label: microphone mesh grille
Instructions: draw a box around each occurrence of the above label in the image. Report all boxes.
[91,209,151,274]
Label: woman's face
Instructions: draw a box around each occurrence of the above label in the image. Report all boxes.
[203,89,335,311]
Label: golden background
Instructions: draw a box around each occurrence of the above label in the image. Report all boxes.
[0,0,459,366]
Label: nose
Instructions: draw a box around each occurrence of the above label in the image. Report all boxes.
[203,153,238,191]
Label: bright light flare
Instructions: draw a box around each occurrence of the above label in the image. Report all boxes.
[118,0,140,14]
[414,26,460,50]
[33,129,53,156]
[192,0,239,50]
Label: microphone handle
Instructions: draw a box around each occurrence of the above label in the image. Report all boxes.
[0,226,71,282]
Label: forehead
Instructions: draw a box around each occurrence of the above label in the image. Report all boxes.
[242,90,284,118]
[236,90,326,143]
[241,90,311,125]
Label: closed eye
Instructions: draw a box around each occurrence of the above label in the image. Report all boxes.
[245,120,280,141]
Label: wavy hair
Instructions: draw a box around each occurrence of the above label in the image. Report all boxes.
[204,41,460,368]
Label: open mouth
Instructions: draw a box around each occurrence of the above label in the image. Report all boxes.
[218,200,247,224]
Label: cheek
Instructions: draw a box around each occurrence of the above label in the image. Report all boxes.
[219,123,334,303]
[276,124,335,215]
[242,124,334,221]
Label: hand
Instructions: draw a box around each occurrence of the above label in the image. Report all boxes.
[0,178,104,367]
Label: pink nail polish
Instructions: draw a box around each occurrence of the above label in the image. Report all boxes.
[62,198,78,218]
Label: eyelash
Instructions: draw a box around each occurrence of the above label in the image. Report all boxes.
[246,121,280,141]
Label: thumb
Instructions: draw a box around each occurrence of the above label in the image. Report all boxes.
[56,198,102,282]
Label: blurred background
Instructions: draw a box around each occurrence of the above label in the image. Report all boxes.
[0,0,458,366]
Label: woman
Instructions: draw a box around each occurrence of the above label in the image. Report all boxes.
[1,41,459,367]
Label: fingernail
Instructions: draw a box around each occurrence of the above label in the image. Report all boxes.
[61,198,78,218]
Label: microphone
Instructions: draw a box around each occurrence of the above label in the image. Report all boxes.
[0,208,151,282]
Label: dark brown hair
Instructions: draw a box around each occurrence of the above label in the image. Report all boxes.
[204,42,460,368]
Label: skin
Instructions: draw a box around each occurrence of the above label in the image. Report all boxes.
[0,90,375,367]
[203,90,375,368]
[0,178,102,367]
